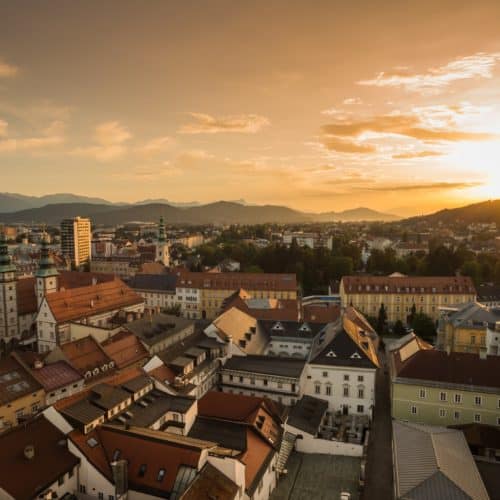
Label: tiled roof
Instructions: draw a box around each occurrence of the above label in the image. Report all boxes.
[302,304,341,324]
[0,416,80,500]
[61,398,106,425]
[393,348,500,390]
[149,364,176,384]
[176,271,297,291]
[341,275,477,295]
[45,278,143,323]
[287,395,328,436]
[129,273,177,292]
[30,360,83,392]
[60,335,114,376]
[259,319,327,339]
[393,421,489,500]
[181,463,238,500]
[449,423,500,450]
[0,355,43,406]
[90,383,131,410]
[102,331,149,369]
[188,416,248,452]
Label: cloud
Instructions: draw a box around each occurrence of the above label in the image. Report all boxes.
[343,97,363,105]
[321,113,497,145]
[392,150,444,159]
[0,119,7,137]
[0,120,65,153]
[135,136,174,156]
[72,121,132,161]
[322,136,377,153]
[179,112,270,134]
[358,52,500,93]
[364,181,480,192]
[0,60,19,78]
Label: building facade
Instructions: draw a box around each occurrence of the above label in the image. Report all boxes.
[61,216,92,268]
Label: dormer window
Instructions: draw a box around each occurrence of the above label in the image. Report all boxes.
[112,449,121,461]
[350,352,362,359]
[299,323,311,332]
[138,464,147,477]
[157,468,166,482]
[326,350,336,357]
[272,322,284,331]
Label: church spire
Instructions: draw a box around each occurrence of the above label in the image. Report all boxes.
[36,232,59,278]
[158,216,166,243]
[0,231,16,274]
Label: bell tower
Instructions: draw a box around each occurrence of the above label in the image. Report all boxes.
[0,231,18,341]
[156,216,170,266]
[35,233,59,308]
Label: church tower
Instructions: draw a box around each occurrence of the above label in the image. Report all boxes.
[35,233,59,308]
[0,231,19,342]
[156,216,170,266]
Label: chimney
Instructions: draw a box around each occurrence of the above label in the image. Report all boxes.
[24,444,35,460]
[33,359,44,370]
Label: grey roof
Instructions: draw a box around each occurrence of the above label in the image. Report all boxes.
[129,273,177,292]
[184,347,205,358]
[447,302,500,330]
[124,313,194,346]
[90,383,131,410]
[310,329,377,369]
[121,375,151,394]
[287,396,328,435]
[124,391,195,427]
[60,399,106,425]
[393,421,489,500]
[188,416,247,452]
[258,320,327,339]
[223,355,306,378]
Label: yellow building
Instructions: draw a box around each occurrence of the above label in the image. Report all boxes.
[437,302,500,354]
[340,274,476,323]
[0,355,45,432]
[176,271,298,319]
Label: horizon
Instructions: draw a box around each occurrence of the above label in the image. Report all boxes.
[1,1,500,217]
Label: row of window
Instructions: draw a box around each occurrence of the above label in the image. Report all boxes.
[410,405,500,425]
[419,389,497,407]
[314,383,365,399]
[227,375,295,391]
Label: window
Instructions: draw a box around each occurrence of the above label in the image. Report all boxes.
[138,464,147,477]
[58,476,65,486]
[358,388,364,399]
[411,405,417,415]
[358,375,364,382]
[322,371,328,378]
[315,383,321,394]
[229,375,233,381]
[439,392,447,402]
[79,485,86,494]
[344,374,350,381]
[474,413,481,423]
[474,396,482,406]
[343,386,349,397]
[454,394,462,404]
[98,493,104,500]
[325,385,332,396]
[263,379,268,386]
[157,468,166,482]
[250,377,255,385]
[112,449,121,461]
[277,382,283,389]
[239,376,243,383]
[439,409,446,418]
[109,496,115,500]
[497,417,500,426]
[291,383,296,392]
[454,411,460,420]
[357,405,364,413]
[419,389,426,399]
[471,335,476,345]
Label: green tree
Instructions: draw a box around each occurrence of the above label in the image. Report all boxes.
[377,303,388,335]
[411,312,436,341]
[393,319,406,336]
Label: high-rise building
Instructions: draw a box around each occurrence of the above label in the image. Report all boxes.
[60,217,92,268]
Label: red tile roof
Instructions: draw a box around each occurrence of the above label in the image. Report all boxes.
[302,304,340,323]
[0,416,80,500]
[0,355,43,406]
[176,271,297,291]
[341,275,476,294]
[60,336,114,376]
[102,331,149,369]
[149,364,176,384]
[46,279,143,323]
[30,360,83,392]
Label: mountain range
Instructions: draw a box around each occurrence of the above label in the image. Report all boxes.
[0,193,399,225]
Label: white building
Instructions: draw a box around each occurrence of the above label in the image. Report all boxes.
[61,216,92,268]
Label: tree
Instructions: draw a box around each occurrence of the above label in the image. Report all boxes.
[393,319,406,336]
[377,303,388,335]
[460,260,481,286]
[410,312,436,341]
[407,303,417,325]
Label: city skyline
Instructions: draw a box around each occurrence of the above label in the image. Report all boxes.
[1,1,500,216]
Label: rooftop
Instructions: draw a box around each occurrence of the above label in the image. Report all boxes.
[223,354,306,378]
[287,396,328,436]
[0,355,42,406]
[101,330,149,369]
[181,463,238,500]
[0,416,80,500]
[29,360,83,392]
[129,273,177,292]
[60,335,114,376]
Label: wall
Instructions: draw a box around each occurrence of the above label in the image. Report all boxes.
[207,455,246,500]
[45,379,85,406]
[392,380,500,426]
[0,388,45,431]
[286,423,363,457]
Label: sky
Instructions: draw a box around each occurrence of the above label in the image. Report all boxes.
[1,0,500,216]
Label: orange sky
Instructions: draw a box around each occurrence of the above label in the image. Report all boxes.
[1,0,500,216]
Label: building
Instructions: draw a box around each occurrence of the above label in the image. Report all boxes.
[220,355,306,406]
[477,284,500,307]
[0,232,18,344]
[303,314,379,418]
[175,271,297,320]
[36,277,144,352]
[90,255,142,279]
[61,216,92,268]
[283,232,333,250]
[437,301,500,354]
[156,216,170,266]
[129,273,178,313]
[0,415,80,500]
[392,420,489,500]
[390,333,500,426]
[0,354,45,432]
[340,274,477,323]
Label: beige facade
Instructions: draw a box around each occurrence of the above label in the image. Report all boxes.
[0,388,45,432]
[340,275,476,323]
[61,217,92,268]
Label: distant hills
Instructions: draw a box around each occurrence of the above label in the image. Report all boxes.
[405,199,500,227]
[0,193,400,225]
